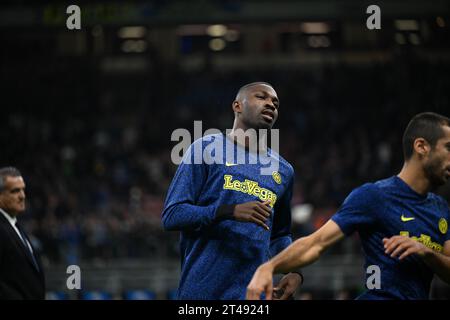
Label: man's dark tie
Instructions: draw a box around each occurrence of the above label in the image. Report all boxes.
[16,223,40,272]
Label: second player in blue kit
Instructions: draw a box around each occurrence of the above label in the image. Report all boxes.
[247,112,450,300]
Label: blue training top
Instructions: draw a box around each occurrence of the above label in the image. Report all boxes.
[332,176,450,299]
[162,133,295,299]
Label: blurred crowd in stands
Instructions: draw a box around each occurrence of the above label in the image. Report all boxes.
[3,51,450,267]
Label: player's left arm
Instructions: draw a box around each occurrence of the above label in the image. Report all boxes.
[269,174,302,299]
[269,174,293,257]
[384,237,450,284]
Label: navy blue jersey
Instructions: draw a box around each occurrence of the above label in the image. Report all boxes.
[332,176,450,299]
[162,133,294,299]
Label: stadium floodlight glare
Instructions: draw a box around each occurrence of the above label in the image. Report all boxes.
[291,204,314,224]
[118,26,147,39]
[300,22,330,34]
[207,24,228,37]
[209,38,226,51]
[394,20,419,31]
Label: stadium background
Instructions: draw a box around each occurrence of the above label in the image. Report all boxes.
[1,0,450,299]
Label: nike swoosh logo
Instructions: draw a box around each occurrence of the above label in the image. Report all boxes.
[401,215,415,222]
[225,162,238,167]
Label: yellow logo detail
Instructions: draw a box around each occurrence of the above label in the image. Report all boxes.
[223,175,277,207]
[401,215,415,222]
[399,232,443,252]
[225,162,238,167]
[439,218,448,234]
[272,171,282,184]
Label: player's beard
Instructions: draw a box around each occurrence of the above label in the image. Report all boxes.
[423,152,447,188]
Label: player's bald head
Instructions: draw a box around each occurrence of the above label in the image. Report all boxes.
[235,82,274,101]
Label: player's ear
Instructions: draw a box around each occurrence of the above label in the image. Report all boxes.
[413,138,430,157]
[232,100,242,114]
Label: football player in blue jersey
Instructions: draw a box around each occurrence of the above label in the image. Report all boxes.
[247,112,450,300]
[162,82,302,299]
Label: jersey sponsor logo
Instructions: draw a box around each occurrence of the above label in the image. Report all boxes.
[272,171,282,184]
[439,218,448,234]
[400,215,415,222]
[399,231,443,252]
[223,174,277,207]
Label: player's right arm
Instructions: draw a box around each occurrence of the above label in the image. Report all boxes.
[247,183,380,300]
[246,220,344,300]
[162,140,215,232]
[163,179,272,232]
[162,138,272,232]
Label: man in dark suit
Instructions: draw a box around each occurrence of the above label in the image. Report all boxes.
[0,167,45,299]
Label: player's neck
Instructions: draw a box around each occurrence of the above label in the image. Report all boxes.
[397,162,431,195]
[229,122,268,151]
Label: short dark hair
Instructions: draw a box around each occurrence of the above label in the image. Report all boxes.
[236,82,274,99]
[402,112,450,160]
[0,167,22,192]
